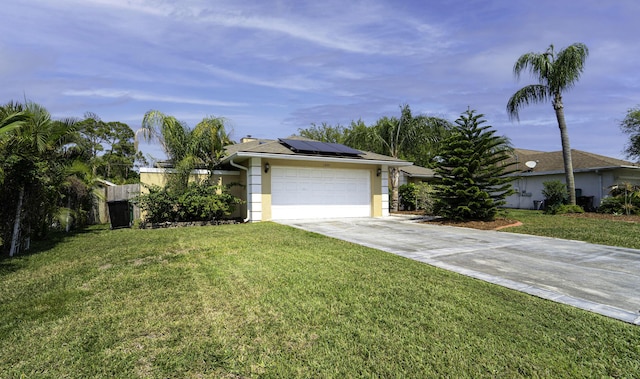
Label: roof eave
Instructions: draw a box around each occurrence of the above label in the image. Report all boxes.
[222,151,412,167]
[510,165,640,177]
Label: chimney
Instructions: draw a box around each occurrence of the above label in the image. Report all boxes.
[240,135,257,143]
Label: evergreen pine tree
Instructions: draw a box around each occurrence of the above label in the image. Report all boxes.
[433,109,515,221]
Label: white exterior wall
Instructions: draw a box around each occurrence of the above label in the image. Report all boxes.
[505,168,640,210]
[398,172,409,186]
[381,165,389,217]
[247,157,263,222]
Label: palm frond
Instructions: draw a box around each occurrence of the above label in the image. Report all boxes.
[513,48,553,85]
[551,43,589,92]
[136,110,165,150]
[506,84,549,121]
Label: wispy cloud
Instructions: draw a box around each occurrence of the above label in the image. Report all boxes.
[197,63,327,92]
[38,0,447,56]
[63,89,246,107]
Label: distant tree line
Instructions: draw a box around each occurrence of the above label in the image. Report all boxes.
[298,104,453,211]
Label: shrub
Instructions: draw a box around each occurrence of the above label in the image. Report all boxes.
[416,183,436,214]
[135,183,243,223]
[598,195,640,215]
[555,204,585,214]
[399,182,436,213]
[134,185,178,223]
[399,183,418,211]
[541,180,568,214]
[177,183,242,221]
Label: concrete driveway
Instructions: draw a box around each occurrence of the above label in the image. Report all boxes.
[278,216,640,325]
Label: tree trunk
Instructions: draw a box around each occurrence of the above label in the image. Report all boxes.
[553,97,576,205]
[9,186,24,257]
[66,190,72,232]
[389,167,400,212]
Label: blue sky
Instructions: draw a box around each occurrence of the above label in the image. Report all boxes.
[2,0,639,162]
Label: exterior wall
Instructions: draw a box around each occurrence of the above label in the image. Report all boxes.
[399,172,409,186]
[505,173,563,210]
[261,162,272,221]
[379,165,389,217]
[399,175,420,186]
[257,158,387,220]
[247,158,263,222]
[505,168,640,210]
[139,168,211,190]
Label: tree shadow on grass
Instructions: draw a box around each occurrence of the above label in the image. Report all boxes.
[0,224,112,275]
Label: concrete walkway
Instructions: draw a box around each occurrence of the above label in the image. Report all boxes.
[278,216,640,325]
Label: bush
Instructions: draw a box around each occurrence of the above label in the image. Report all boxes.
[134,183,243,224]
[541,180,568,214]
[555,204,585,214]
[598,196,640,215]
[399,183,418,211]
[134,185,178,223]
[416,183,435,214]
[399,182,436,213]
[177,183,242,221]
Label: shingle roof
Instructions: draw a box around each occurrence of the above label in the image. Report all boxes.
[400,165,437,178]
[223,136,410,164]
[507,148,638,174]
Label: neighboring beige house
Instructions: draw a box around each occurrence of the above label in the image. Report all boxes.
[505,148,640,210]
[140,136,412,222]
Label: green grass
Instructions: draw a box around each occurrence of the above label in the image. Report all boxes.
[502,209,640,249]
[1,223,639,378]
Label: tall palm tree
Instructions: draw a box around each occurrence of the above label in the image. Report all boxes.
[507,43,589,205]
[191,116,233,173]
[344,105,451,212]
[137,110,233,191]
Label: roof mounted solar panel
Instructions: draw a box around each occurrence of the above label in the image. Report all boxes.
[279,138,363,157]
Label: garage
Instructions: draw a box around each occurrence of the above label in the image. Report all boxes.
[271,166,371,220]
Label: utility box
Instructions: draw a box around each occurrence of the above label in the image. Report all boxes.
[107,200,132,229]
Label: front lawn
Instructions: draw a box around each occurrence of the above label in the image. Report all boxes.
[503,209,640,249]
[1,223,638,378]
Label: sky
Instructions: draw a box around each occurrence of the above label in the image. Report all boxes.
[2,0,639,163]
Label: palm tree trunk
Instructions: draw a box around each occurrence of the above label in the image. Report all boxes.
[9,186,24,257]
[389,167,400,212]
[553,99,576,205]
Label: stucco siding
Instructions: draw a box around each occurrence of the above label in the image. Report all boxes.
[505,168,640,210]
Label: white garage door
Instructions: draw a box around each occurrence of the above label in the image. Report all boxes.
[271,166,371,220]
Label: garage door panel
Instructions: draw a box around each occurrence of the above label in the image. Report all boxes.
[271,166,371,219]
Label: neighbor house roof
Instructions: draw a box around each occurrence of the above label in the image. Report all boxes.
[399,165,437,179]
[222,136,412,167]
[507,148,639,175]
